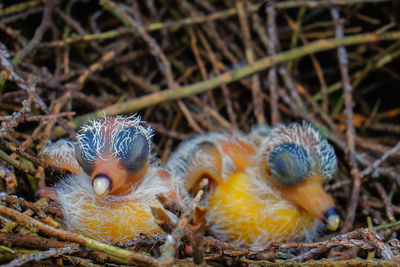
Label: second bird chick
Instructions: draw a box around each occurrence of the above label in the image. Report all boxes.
[167,123,340,248]
[40,115,178,244]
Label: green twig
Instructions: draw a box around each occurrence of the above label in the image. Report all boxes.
[0,0,43,18]
[374,220,400,231]
[52,30,400,137]
[0,205,158,266]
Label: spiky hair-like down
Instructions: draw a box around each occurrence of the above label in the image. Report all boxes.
[76,115,153,164]
[55,167,171,244]
[255,122,337,180]
[166,132,245,187]
[166,123,335,248]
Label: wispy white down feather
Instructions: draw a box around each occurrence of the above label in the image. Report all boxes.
[56,167,171,244]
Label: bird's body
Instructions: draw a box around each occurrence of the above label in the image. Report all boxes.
[40,116,177,244]
[167,123,338,248]
[53,167,172,243]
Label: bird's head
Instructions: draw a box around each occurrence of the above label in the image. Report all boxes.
[74,115,153,197]
[260,123,339,231]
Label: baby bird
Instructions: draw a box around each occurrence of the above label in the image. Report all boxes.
[40,115,177,244]
[167,123,339,248]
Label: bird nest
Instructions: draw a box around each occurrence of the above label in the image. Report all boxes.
[1,0,400,266]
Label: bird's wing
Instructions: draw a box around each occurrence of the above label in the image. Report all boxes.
[40,139,83,175]
[169,140,223,196]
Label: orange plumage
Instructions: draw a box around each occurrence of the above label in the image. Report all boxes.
[40,115,178,244]
[167,123,339,248]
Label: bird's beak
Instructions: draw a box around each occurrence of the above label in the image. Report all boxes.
[280,175,340,231]
[91,157,148,197]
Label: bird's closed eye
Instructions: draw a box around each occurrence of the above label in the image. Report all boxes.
[75,129,97,175]
[114,128,149,173]
[268,143,311,186]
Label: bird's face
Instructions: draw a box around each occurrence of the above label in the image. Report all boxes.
[74,116,153,197]
[261,124,339,231]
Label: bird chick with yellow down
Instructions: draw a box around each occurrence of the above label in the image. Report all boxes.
[39,115,178,244]
[167,123,339,248]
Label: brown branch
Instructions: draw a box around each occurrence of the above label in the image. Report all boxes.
[331,6,361,233]
[0,204,157,266]
[12,0,57,66]
[100,0,174,89]
[265,0,280,125]
[50,30,400,137]
[2,246,80,267]
[0,232,75,250]
[237,0,265,125]
[360,141,400,177]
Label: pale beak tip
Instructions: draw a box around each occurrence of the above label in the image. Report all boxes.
[323,207,340,231]
[93,176,111,197]
[327,214,340,231]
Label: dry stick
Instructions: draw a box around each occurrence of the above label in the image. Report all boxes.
[12,0,56,66]
[191,206,207,265]
[3,246,80,267]
[0,149,37,176]
[177,100,204,134]
[51,30,400,137]
[374,182,395,222]
[280,67,340,134]
[313,41,400,102]
[0,205,157,266]
[100,0,174,90]
[156,193,184,218]
[0,232,75,250]
[0,0,43,18]
[42,41,128,147]
[196,29,238,130]
[63,255,103,267]
[158,179,209,266]
[331,7,361,233]
[237,0,265,125]
[265,1,280,125]
[0,46,47,134]
[0,166,17,195]
[54,8,103,55]
[240,258,398,266]
[1,194,63,218]
[187,28,227,131]
[151,122,191,141]
[160,114,182,163]
[288,228,393,262]
[284,12,330,112]
[178,2,218,113]
[360,141,400,177]
[38,0,393,49]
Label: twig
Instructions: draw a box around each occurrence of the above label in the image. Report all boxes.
[190,206,207,265]
[12,0,57,66]
[156,193,184,217]
[374,182,395,222]
[2,246,80,267]
[0,193,63,218]
[288,228,393,261]
[0,232,75,250]
[0,149,37,175]
[360,141,400,177]
[237,0,265,125]
[265,0,280,125]
[158,179,209,266]
[0,204,157,266]
[100,0,175,89]
[331,6,361,233]
[51,30,400,137]
[0,167,17,195]
[0,0,43,18]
